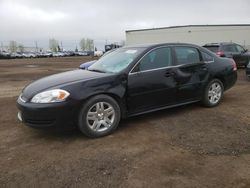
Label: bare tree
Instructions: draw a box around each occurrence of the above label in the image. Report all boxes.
[79,38,86,51]
[9,41,17,52]
[18,44,25,53]
[49,39,59,52]
[85,38,94,51]
[79,38,94,51]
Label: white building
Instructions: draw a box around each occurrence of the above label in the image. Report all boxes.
[126,24,250,49]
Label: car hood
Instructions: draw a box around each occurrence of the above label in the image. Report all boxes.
[21,69,108,100]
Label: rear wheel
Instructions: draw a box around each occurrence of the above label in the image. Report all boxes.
[202,79,224,107]
[78,95,121,138]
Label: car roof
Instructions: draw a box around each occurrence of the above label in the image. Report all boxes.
[203,42,236,46]
[125,43,202,49]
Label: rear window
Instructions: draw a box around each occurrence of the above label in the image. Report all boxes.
[203,46,219,53]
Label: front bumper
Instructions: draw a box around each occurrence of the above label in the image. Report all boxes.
[16,98,80,128]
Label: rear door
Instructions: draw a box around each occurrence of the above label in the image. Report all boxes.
[127,47,177,114]
[173,46,209,102]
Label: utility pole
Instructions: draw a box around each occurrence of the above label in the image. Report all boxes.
[61,41,63,51]
[35,41,38,52]
[0,42,3,52]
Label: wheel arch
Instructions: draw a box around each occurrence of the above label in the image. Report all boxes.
[81,92,127,119]
[213,76,226,90]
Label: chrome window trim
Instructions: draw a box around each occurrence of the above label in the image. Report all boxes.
[129,64,183,75]
[204,59,214,64]
[129,45,209,75]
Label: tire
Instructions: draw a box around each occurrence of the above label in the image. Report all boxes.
[202,79,224,107]
[78,95,121,138]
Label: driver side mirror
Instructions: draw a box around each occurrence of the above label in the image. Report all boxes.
[130,64,140,74]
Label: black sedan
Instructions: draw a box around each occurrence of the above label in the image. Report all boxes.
[17,43,237,138]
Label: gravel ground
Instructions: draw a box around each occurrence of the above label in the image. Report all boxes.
[0,57,250,188]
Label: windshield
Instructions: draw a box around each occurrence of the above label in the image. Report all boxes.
[88,47,145,73]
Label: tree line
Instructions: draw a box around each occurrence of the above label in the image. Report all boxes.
[4,38,95,53]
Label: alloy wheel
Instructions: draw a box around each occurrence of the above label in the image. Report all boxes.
[86,102,115,132]
[208,82,222,105]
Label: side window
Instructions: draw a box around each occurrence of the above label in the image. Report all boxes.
[175,47,200,65]
[221,45,237,52]
[138,47,172,72]
[235,45,245,53]
[201,52,214,62]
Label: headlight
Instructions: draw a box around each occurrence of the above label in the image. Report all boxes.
[31,89,70,103]
[247,62,250,68]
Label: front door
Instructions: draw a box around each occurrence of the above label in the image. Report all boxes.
[127,47,177,114]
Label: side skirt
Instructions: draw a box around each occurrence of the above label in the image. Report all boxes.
[127,100,200,118]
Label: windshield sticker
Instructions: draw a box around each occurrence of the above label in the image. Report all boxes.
[125,50,137,54]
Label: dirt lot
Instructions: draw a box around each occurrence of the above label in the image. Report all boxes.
[0,57,250,188]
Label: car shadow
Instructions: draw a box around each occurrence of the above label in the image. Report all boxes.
[118,102,200,131]
[29,102,200,140]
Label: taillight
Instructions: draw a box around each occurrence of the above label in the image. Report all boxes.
[231,59,237,71]
[216,51,225,57]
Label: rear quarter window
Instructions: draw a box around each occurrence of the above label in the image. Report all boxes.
[201,52,214,62]
[174,47,200,65]
[221,45,237,52]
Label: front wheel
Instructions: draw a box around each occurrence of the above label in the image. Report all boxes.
[78,95,121,138]
[202,79,224,107]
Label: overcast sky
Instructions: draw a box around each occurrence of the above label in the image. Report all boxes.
[0,0,250,50]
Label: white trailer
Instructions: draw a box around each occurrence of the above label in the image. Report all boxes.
[126,24,250,49]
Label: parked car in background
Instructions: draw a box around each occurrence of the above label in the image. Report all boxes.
[79,49,117,69]
[63,51,75,56]
[53,52,65,57]
[10,52,23,58]
[203,42,250,68]
[94,51,103,57]
[22,52,37,58]
[0,51,11,59]
[17,43,237,138]
[246,62,250,78]
[76,51,88,56]
[42,52,53,58]
[105,44,120,52]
